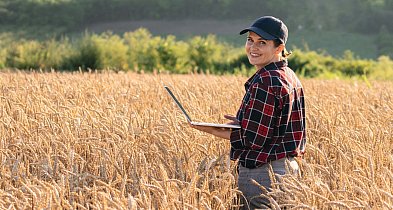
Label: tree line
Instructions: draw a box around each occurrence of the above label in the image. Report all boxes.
[1,0,393,35]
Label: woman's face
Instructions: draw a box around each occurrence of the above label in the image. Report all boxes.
[245,31,282,70]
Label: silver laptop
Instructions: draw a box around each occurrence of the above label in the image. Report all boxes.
[164,86,240,129]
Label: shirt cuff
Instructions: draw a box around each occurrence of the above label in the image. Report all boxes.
[229,128,243,149]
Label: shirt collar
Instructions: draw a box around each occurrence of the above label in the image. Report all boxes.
[260,59,287,72]
[245,60,288,90]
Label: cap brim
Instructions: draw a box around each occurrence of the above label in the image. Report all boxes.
[239,27,276,40]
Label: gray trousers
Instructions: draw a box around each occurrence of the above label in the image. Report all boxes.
[237,157,299,210]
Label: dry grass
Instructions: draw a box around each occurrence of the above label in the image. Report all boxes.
[0,71,392,209]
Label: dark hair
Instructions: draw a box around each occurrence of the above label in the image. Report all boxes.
[273,39,291,58]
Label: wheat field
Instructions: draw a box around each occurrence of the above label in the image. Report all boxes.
[0,71,392,209]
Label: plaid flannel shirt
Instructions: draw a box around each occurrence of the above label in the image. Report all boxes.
[230,60,306,169]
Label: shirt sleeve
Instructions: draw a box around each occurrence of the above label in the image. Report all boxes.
[230,82,278,151]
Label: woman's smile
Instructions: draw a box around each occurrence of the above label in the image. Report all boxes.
[245,31,281,69]
[250,52,262,57]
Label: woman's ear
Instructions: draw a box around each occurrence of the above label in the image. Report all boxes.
[276,44,285,54]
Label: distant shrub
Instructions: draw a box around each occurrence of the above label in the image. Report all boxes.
[97,33,129,70]
[213,53,253,75]
[288,50,332,77]
[371,56,393,80]
[124,28,161,72]
[5,41,43,69]
[64,34,100,70]
[187,35,226,73]
[124,28,191,73]
[65,32,128,71]
[4,39,72,70]
[288,49,375,78]
[156,35,189,73]
[335,51,373,76]
[44,39,73,70]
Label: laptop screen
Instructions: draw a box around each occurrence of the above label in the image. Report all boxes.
[164,86,192,122]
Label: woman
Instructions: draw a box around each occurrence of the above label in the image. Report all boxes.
[190,16,306,209]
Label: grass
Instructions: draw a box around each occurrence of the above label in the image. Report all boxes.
[289,30,378,59]
[0,71,392,209]
[0,25,69,41]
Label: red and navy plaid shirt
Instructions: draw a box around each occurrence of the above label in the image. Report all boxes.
[230,60,306,169]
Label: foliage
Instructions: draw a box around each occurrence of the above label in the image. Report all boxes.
[4,39,72,70]
[1,0,393,36]
[124,29,189,73]
[288,50,332,78]
[1,28,393,80]
[65,32,128,71]
[287,49,385,79]
[92,32,129,70]
[188,35,224,73]
[371,56,393,80]
[64,34,101,70]
[5,41,43,69]
[213,53,253,75]
[2,0,393,62]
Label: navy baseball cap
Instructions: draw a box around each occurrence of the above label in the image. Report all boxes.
[240,16,288,44]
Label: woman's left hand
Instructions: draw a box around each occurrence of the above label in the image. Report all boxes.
[189,123,232,140]
[224,114,239,125]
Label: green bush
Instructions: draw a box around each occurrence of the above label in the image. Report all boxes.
[44,39,73,70]
[336,60,373,77]
[4,39,72,70]
[66,32,128,71]
[188,35,226,73]
[371,56,393,80]
[288,50,375,78]
[5,41,42,69]
[213,53,253,75]
[64,34,100,70]
[96,33,128,70]
[155,35,189,73]
[124,28,160,72]
[124,29,190,73]
[288,50,332,77]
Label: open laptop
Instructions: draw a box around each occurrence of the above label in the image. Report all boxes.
[164,86,241,129]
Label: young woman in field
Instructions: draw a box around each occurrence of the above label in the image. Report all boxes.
[190,16,306,209]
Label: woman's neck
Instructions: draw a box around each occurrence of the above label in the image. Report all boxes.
[255,55,282,70]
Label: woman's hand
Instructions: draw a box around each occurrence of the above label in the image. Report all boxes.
[188,114,239,140]
[189,123,232,139]
[224,114,239,125]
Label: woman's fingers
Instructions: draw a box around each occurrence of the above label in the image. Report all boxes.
[224,114,239,124]
[224,114,236,120]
